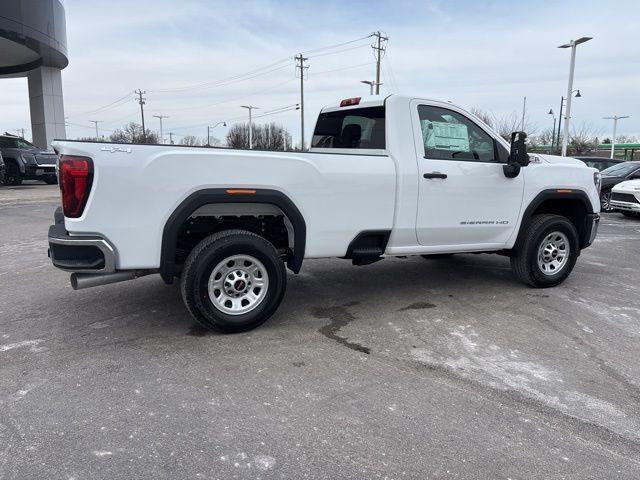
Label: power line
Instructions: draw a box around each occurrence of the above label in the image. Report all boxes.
[66,91,133,119]
[301,34,374,55]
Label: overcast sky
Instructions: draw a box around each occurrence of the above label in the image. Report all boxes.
[2,0,639,144]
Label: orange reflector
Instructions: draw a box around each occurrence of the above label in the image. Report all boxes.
[557,189,573,193]
[226,189,256,195]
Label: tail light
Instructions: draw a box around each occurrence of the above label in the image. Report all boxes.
[59,155,93,218]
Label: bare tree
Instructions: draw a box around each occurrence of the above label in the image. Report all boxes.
[469,107,493,128]
[469,107,537,141]
[568,122,601,155]
[109,122,158,144]
[180,135,202,146]
[226,122,292,150]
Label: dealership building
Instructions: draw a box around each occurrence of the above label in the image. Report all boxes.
[0,0,67,150]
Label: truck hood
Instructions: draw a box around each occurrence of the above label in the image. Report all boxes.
[533,153,587,166]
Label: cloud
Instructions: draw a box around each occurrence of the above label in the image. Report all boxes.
[2,0,638,142]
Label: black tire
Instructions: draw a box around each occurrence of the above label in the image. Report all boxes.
[621,211,640,219]
[510,214,579,288]
[180,229,287,333]
[421,253,454,259]
[2,161,22,186]
[600,190,612,212]
[43,175,58,185]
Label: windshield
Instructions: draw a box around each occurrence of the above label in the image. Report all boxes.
[601,162,639,177]
[0,137,36,149]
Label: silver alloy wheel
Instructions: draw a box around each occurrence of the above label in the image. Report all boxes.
[601,191,611,211]
[537,231,570,276]
[208,254,269,315]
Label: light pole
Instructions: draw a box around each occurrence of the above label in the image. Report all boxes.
[360,80,380,95]
[240,105,259,149]
[558,37,592,156]
[603,115,630,159]
[548,109,556,151]
[555,90,581,154]
[153,115,168,144]
[89,120,103,140]
[207,121,226,147]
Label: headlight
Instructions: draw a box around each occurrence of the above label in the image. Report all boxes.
[594,172,601,193]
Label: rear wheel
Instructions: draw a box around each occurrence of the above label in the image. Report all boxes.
[180,229,287,333]
[510,214,579,288]
[2,161,22,186]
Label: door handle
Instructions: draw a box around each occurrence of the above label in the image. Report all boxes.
[423,172,447,179]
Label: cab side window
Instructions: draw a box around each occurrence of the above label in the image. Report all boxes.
[418,105,498,163]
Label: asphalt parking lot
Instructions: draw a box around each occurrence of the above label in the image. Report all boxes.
[2,184,640,479]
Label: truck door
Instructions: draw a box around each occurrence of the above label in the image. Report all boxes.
[412,102,524,248]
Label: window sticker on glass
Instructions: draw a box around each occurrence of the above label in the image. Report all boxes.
[421,120,470,152]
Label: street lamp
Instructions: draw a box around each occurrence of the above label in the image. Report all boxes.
[558,36,592,156]
[207,121,226,147]
[360,80,380,95]
[240,105,259,149]
[555,90,581,154]
[603,115,630,159]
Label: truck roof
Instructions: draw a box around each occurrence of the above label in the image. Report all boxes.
[321,94,458,113]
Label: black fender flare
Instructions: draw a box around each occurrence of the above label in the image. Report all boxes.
[159,188,306,283]
[513,189,595,251]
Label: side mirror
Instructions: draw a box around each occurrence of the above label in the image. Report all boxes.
[503,131,529,178]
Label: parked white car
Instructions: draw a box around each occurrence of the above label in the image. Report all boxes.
[48,95,601,332]
[610,179,640,218]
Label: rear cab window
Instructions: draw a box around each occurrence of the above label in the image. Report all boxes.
[311,106,386,150]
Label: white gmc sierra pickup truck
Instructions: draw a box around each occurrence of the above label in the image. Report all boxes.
[48,95,601,332]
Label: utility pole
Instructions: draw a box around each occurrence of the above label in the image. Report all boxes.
[153,115,168,144]
[372,31,388,95]
[295,54,309,150]
[521,96,527,131]
[603,115,630,159]
[89,120,103,139]
[134,89,147,142]
[240,106,258,149]
[168,132,175,144]
[15,128,25,138]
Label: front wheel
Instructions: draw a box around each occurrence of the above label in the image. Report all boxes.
[180,229,287,333]
[510,214,579,288]
[600,190,612,211]
[2,162,22,186]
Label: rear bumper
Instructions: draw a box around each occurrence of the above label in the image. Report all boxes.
[583,213,599,248]
[48,207,116,273]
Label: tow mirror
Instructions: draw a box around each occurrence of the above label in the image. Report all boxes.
[503,131,529,178]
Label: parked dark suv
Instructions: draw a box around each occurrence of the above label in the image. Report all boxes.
[0,133,58,186]
[573,156,625,172]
